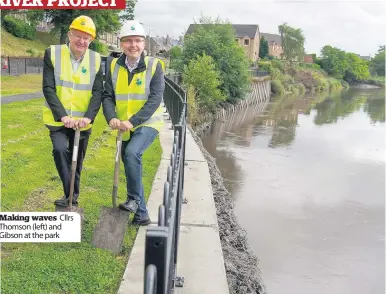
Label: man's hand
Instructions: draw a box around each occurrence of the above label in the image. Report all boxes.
[119,120,133,131]
[76,118,91,129]
[61,116,76,129]
[109,118,121,130]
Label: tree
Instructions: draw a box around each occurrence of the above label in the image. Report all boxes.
[370,45,385,76]
[320,45,349,79]
[320,45,370,82]
[182,16,250,103]
[183,53,225,110]
[259,36,269,59]
[26,3,135,44]
[169,46,183,70]
[278,23,305,62]
[344,53,370,82]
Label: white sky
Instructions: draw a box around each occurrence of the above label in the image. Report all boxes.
[134,0,386,57]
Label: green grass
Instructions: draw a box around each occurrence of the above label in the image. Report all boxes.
[1,98,162,294]
[1,28,60,57]
[1,74,43,96]
[365,76,385,88]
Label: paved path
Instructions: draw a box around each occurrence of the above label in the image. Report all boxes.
[1,92,43,104]
[117,107,230,294]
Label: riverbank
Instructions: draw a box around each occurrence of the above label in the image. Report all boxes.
[258,60,348,96]
[189,126,267,294]
[119,106,268,293]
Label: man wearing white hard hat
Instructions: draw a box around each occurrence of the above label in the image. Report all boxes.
[102,20,165,226]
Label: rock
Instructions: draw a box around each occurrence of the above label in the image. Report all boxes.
[189,126,267,294]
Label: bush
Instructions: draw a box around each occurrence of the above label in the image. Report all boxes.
[341,80,350,89]
[271,59,284,72]
[312,72,329,92]
[257,61,271,72]
[271,79,285,95]
[186,85,200,126]
[297,83,306,95]
[183,53,226,110]
[169,46,183,70]
[299,63,321,70]
[269,67,282,80]
[89,40,108,55]
[182,17,250,103]
[3,16,36,40]
[327,78,342,91]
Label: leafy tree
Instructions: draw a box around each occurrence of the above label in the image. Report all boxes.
[320,45,370,82]
[23,3,135,44]
[344,53,370,82]
[182,16,250,103]
[370,46,385,76]
[320,45,349,79]
[259,36,269,59]
[169,46,183,70]
[183,53,225,110]
[278,22,305,62]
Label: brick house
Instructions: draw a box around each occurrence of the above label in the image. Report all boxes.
[185,24,260,63]
[260,33,283,59]
[303,54,314,63]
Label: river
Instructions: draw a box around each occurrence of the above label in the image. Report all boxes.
[200,88,385,294]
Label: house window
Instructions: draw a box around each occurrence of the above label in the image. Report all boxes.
[244,39,249,46]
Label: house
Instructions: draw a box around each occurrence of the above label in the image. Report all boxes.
[99,32,119,49]
[232,25,260,63]
[359,55,371,61]
[260,33,283,59]
[303,54,314,63]
[185,24,260,63]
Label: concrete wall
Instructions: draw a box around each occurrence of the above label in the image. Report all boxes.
[216,79,271,120]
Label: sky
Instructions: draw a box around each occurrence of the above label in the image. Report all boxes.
[134,0,386,57]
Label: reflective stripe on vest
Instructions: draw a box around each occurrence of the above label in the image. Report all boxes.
[110,56,164,140]
[53,45,97,90]
[43,45,100,130]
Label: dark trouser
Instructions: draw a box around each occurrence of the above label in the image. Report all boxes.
[121,126,159,218]
[49,128,90,200]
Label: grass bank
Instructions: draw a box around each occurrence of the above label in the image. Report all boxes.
[1,74,42,96]
[363,76,385,88]
[1,98,162,293]
[258,60,347,96]
[1,28,60,57]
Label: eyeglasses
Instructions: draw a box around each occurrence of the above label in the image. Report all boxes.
[70,32,92,43]
[121,38,144,45]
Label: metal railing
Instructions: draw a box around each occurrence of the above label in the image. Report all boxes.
[144,76,187,294]
[162,75,185,126]
[248,69,269,77]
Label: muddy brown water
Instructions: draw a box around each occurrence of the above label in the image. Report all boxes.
[200,88,385,294]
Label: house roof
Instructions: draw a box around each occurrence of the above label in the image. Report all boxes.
[186,24,259,39]
[261,33,282,46]
[232,25,259,38]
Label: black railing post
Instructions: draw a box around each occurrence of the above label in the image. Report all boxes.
[145,73,186,293]
[144,264,157,294]
[145,227,168,294]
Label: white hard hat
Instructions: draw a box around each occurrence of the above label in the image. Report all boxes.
[119,20,146,39]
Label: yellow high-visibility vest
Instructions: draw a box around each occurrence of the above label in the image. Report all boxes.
[43,45,101,131]
[110,56,164,141]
